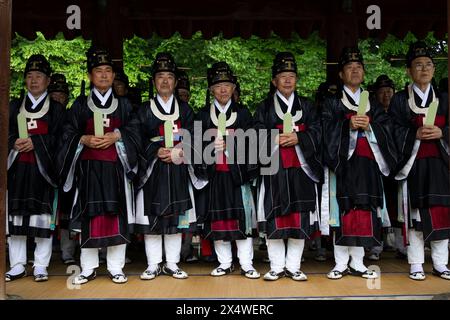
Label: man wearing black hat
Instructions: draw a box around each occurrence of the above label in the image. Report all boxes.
[175,69,191,104]
[321,47,397,280]
[48,73,79,265]
[254,52,322,281]
[57,47,140,284]
[133,52,200,280]
[195,61,260,279]
[367,74,404,262]
[113,66,129,98]
[389,41,450,281]
[48,73,70,108]
[6,54,65,282]
[374,75,395,113]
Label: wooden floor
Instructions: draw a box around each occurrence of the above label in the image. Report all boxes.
[6,247,450,300]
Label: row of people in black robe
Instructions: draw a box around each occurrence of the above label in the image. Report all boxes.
[5,41,450,285]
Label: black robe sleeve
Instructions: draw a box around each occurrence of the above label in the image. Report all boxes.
[296,97,323,182]
[9,98,66,186]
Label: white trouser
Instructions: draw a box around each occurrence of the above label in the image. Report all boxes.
[407,229,449,267]
[267,238,305,273]
[393,227,406,254]
[8,235,53,269]
[214,238,254,270]
[144,233,182,266]
[80,244,126,274]
[60,229,77,260]
[334,244,366,272]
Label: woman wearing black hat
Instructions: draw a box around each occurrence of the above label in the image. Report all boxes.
[254,52,323,281]
[389,41,450,281]
[57,47,141,284]
[6,54,66,282]
[195,62,260,279]
[133,52,202,280]
[321,47,397,280]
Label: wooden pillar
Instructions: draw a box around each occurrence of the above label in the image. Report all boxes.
[448,0,450,173]
[326,0,359,85]
[0,0,12,301]
[92,0,124,68]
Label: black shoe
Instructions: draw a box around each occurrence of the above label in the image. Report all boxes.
[62,258,76,265]
[432,268,450,280]
[162,265,188,279]
[263,270,285,281]
[5,270,27,282]
[72,271,96,285]
[349,266,378,279]
[327,269,349,280]
[109,273,128,284]
[211,265,234,276]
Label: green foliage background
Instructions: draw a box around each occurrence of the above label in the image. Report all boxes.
[10,31,447,112]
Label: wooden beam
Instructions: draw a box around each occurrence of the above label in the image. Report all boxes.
[0,0,12,301]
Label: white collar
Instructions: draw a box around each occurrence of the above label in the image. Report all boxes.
[213,99,232,114]
[157,94,174,114]
[343,86,361,105]
[93,88,112,106]
[27,91,47,110]
[412,83,431,107]
[275,90,295,113]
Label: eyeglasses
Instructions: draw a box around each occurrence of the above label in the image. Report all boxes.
[413,62,434,71]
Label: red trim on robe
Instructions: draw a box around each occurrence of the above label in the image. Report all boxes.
[215,151,229,171]
[89,215,120,238]
[413,115,446,128]
[18,151,37,163]
[275,212,301,229]
[416,141,440,159]
[27,119,49,135]
[158,119,182,148]
[355,137,375,160]
[18,120,49,164]
[214,128,235,172]
[81,117,122,162]
[211,219,239,232]
[342,209,373,237]
[275,124,306,169]
[429,206,450,230]
[201,237,213,256]
[412,115,444,159]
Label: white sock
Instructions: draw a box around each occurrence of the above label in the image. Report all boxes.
[410,263,424,273]
[34,266,47,276]
[8,264,25,276]
[219,263,232,270]
[240,264,253,272]
[147,264,159,272]
[166,262,178,270]
[433,264,450,273]
[109,269,123,276]
[333,264,348,272]
[80,269,95,277]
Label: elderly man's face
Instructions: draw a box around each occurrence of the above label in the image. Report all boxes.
[211,82,235,106]
[154,72,176,97]
[25,71,50,99]
[114,80,128,97]
[50,92,69,107]
[272,72,297,98]
[89,65,115,93]
[376,87,394,110]
[177,88,190,103]
[339,62,365,89]
[408,57,435,87]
